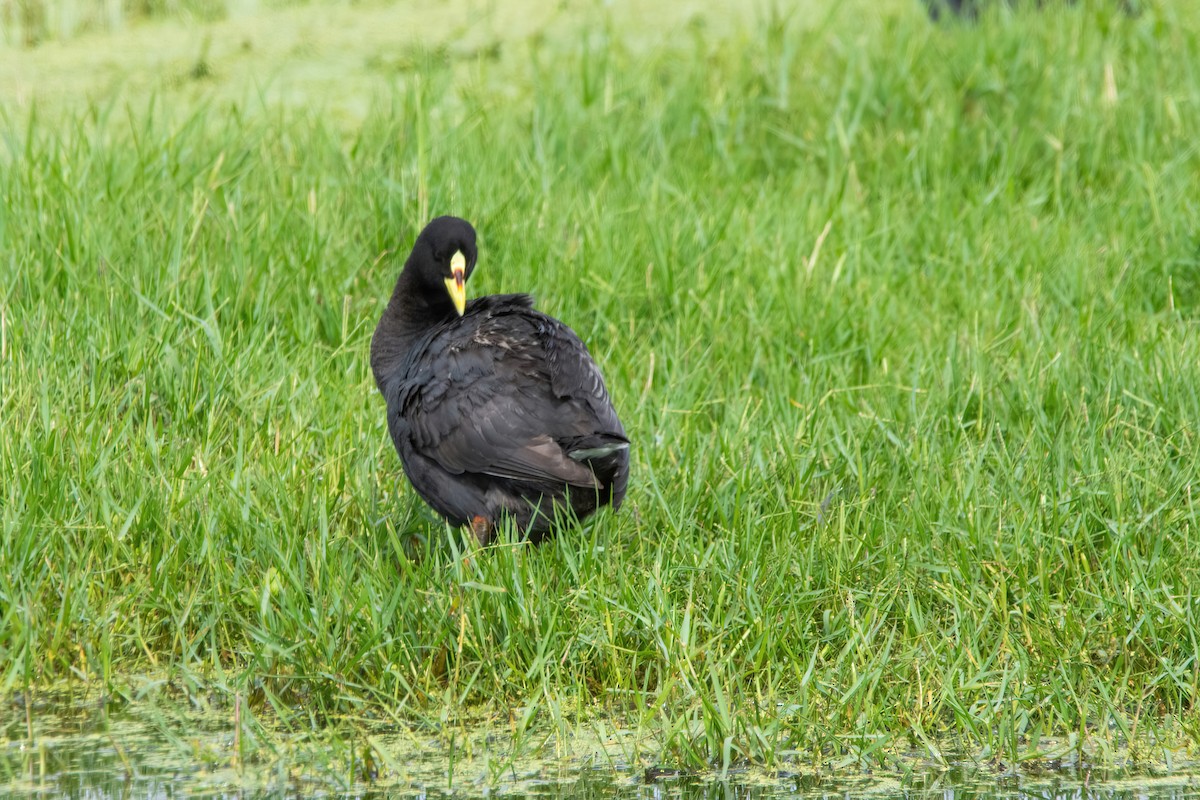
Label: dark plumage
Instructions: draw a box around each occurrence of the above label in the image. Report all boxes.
[370,216,629,544]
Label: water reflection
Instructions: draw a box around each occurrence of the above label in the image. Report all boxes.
[2,696,1198,799]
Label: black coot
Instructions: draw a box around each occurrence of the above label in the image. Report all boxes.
[371,217,629,544]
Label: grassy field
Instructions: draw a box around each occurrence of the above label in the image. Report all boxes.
[3,0,1200,778]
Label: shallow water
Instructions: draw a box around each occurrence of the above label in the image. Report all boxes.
[4,693,1199,798]
[5,741,1200,800]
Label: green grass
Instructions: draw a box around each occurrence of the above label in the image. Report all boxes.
[3,0,1200,777]
[4,0,231,46]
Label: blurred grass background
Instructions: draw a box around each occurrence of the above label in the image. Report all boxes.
[3,0,251,46]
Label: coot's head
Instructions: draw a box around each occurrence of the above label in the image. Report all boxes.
[406,216,478,316]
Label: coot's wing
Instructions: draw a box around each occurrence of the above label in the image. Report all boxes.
[536,310,631,510]
[539,312,627,440]
[400,298,615,488]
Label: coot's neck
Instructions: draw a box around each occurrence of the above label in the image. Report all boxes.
[371,267,458,393]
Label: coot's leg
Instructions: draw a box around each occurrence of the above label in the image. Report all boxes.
[470,515,493,545]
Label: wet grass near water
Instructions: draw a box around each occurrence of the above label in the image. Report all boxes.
[3,688,1199,796]
[3,0,1200,788]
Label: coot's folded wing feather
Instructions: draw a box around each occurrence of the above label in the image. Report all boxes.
[400,298,611,488]
[539,314,627,440]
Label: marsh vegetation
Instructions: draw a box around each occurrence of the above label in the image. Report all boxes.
[2,0,1200,791]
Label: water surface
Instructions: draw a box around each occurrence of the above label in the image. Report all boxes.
[4,693,1199,799]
